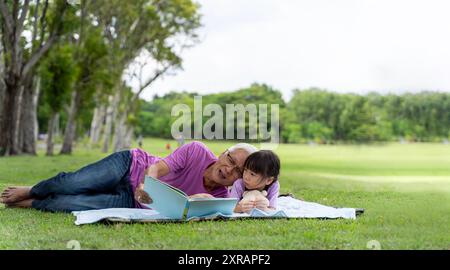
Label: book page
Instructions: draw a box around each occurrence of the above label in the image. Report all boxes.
[143,176,189,219]
[188,197,239,202]
[186,198,238,218]
[146,176,188,197]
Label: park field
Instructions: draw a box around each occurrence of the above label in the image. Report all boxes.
[0,138,449,249]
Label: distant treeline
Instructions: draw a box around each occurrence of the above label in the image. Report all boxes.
[136,84,450,143]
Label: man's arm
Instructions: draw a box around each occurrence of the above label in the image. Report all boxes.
[137,160,170,190]
[134,160,171,204]
[144,160,170,181]
[188,193,214,199]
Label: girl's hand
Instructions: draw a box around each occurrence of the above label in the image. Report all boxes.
[239,201,256,213]
[254,197,270,211]
[135,185,152,204]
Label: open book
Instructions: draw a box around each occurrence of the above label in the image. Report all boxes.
[142,176,239,220]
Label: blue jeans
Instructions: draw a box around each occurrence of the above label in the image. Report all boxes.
[30,150,135,213]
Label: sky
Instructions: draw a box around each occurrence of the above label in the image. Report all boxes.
[131,0,450,101]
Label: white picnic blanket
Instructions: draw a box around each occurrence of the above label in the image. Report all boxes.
[72,196,357,225]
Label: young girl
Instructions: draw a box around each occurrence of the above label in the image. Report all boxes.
[230,150,280,213]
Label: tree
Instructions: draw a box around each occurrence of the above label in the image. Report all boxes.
[60,25,111,154]
[135,83,286,141]
[39,44,77,155]
[0,0,70,156]
[304,121,333,143]
[87,0,201,153]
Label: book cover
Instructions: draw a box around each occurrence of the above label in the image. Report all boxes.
[143,176,238,219]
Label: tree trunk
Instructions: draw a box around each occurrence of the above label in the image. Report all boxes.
[124,126,134,149]
[19,76,40,155]
[90,104,105,145]
[0,0,68,156]
[102,93,119,153]
[53,113,60,138]
[113,112,127,152]
[0,80,4,138]
[33,77,40,146]
[0,45,4,133]
[0,80,24,156]
[60,90,81,155]
[46,112,57,156]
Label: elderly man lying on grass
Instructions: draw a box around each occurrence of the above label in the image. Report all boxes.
[0,142,257,212]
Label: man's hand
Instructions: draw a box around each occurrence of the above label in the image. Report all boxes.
[135,185,152,204]
[189,193,214,199]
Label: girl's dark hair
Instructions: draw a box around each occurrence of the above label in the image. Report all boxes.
[243,150,280,185]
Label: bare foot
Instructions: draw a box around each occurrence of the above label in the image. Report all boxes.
[5,198,34,209]
[0,186,32,204]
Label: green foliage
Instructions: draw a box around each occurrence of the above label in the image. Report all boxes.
[57,26,113,137]
[60,0,202,137]
[40,44,78,113]
[136,83,285,140]
[135,91,196,138]
[136,86,450,143]
[304,121,333,143]
[75,27,112,100]
[283,123,303,143]
[38,44,77,133]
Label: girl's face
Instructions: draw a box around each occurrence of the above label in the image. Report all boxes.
[242,168,274,190]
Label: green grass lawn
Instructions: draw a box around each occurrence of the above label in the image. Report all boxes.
[0,138,449,250]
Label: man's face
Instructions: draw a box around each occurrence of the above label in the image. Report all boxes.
[211,149,250,186]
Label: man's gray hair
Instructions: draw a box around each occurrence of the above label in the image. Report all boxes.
[227,143,258,155]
